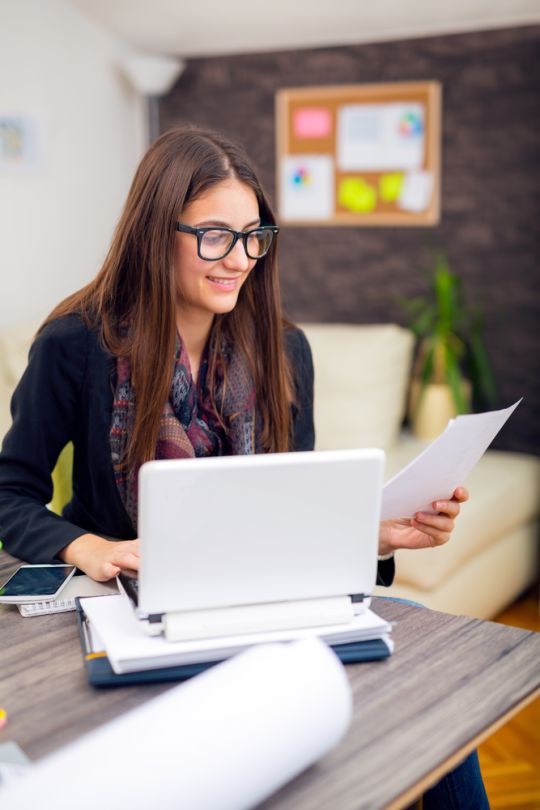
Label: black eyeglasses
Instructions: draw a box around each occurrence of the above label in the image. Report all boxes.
[176,223,279,261]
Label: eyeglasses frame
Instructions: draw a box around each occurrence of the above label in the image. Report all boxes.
[175,222,280,261]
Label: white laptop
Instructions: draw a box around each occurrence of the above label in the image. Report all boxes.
[119,448,385,640]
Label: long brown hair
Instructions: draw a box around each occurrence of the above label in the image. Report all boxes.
[43,126,293,468]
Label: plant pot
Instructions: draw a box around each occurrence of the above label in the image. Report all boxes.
[409,379,472,440]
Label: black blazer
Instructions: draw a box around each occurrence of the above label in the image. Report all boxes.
[0,314,394,586]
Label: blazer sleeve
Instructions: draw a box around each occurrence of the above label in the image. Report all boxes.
[285,325,395,588]
[0,316,90,562]
[376,557,395,586]
[286,327,315,452]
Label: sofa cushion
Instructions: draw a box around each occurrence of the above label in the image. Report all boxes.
[0,324,36,440]
[385,437,540,590]
[374,521,539,619]
[0,375,13,445]
[0,324,36,386]
[300,324,414,451]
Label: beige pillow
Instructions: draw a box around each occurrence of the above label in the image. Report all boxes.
[0,324,37,440]
[300,324,414,451]
[0,324,37,387]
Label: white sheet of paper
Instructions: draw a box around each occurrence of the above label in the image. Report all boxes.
[0,742,32,789]
[337,103,425,171]
[398,170,433,212]
[381,400,522,520]
[0,639,352,810]
[81,593,392,673]
[279,154,334,220]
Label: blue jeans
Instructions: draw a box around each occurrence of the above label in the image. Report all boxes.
[423,749,490,809]
[381,597,490,809]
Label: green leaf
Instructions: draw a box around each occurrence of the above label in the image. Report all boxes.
[445,346,468,413]
[468,333,498,406]
[420,338,436,386]
[410,306,436,337]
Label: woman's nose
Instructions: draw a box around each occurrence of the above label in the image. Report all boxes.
[223,239,251,272]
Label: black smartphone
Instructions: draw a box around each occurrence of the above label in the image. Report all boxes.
[0,564,76,603]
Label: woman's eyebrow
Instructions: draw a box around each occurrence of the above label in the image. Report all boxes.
[195,218,261,229]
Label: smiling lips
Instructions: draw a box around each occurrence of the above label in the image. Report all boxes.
[206,274,241,289]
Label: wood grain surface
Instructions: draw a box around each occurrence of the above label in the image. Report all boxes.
[1,551,539,809]
[478,588,540,809]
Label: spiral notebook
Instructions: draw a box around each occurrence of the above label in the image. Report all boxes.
[18,575,118,617]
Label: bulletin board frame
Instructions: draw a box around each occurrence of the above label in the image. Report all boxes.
[275,81,441,227]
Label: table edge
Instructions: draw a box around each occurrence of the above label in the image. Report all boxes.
[384,685,540,810]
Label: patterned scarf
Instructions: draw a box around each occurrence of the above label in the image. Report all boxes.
[110,334,259,527]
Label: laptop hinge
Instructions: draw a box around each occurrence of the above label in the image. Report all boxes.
[350,593,371,603]
[163,595,354,643]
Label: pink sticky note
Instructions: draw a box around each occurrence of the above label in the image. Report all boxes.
[293,108,332,139]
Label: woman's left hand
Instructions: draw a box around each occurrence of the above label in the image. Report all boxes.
[378,487,469,556]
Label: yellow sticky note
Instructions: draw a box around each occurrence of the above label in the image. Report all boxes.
[338,178,377,213]
[380,173,404,202]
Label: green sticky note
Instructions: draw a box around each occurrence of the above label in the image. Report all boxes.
[338,177,377,213]
[0,539,3,551]
[380,173,404,202]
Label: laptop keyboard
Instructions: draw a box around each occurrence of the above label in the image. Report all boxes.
[118,573,139,606]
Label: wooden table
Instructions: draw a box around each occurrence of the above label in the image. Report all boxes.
[1,551,539,809]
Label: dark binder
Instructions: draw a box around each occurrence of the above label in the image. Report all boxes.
[76,599,391,688]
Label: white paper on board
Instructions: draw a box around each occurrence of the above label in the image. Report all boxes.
[398,170,434,212]
[381,400,522,520]
[0,640,352,810]
[337,103,425,172]
[0,115,47,172]
[280,154,334,220]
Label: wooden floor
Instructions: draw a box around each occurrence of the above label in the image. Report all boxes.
[478,586,540,810]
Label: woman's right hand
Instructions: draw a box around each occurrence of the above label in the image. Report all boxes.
[59,534,140,581]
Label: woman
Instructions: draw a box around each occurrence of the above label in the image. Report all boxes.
[0,126,466,581]
[0,126,487,808]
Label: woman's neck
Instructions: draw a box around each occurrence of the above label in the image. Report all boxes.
[176,308,214,382]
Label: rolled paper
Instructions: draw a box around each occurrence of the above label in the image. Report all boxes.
[1,638,352,809]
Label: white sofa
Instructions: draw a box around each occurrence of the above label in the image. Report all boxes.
[1,322,538,619]
[301,323,540,619]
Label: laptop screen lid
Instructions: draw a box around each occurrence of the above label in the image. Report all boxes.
[137,448,384,616]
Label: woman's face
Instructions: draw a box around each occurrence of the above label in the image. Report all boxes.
[174,177,260,323]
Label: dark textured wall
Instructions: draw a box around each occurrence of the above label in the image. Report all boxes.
[160,26,540,454]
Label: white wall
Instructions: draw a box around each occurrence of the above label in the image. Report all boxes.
[0,0,143,327]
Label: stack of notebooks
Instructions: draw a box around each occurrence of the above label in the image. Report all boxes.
[77,593,393,687]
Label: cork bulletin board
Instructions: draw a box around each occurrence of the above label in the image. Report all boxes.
[276,81,441,226]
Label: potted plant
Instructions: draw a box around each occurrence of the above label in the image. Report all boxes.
[401,255,498,439]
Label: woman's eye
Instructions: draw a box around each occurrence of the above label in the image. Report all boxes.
[205,231,229,244]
